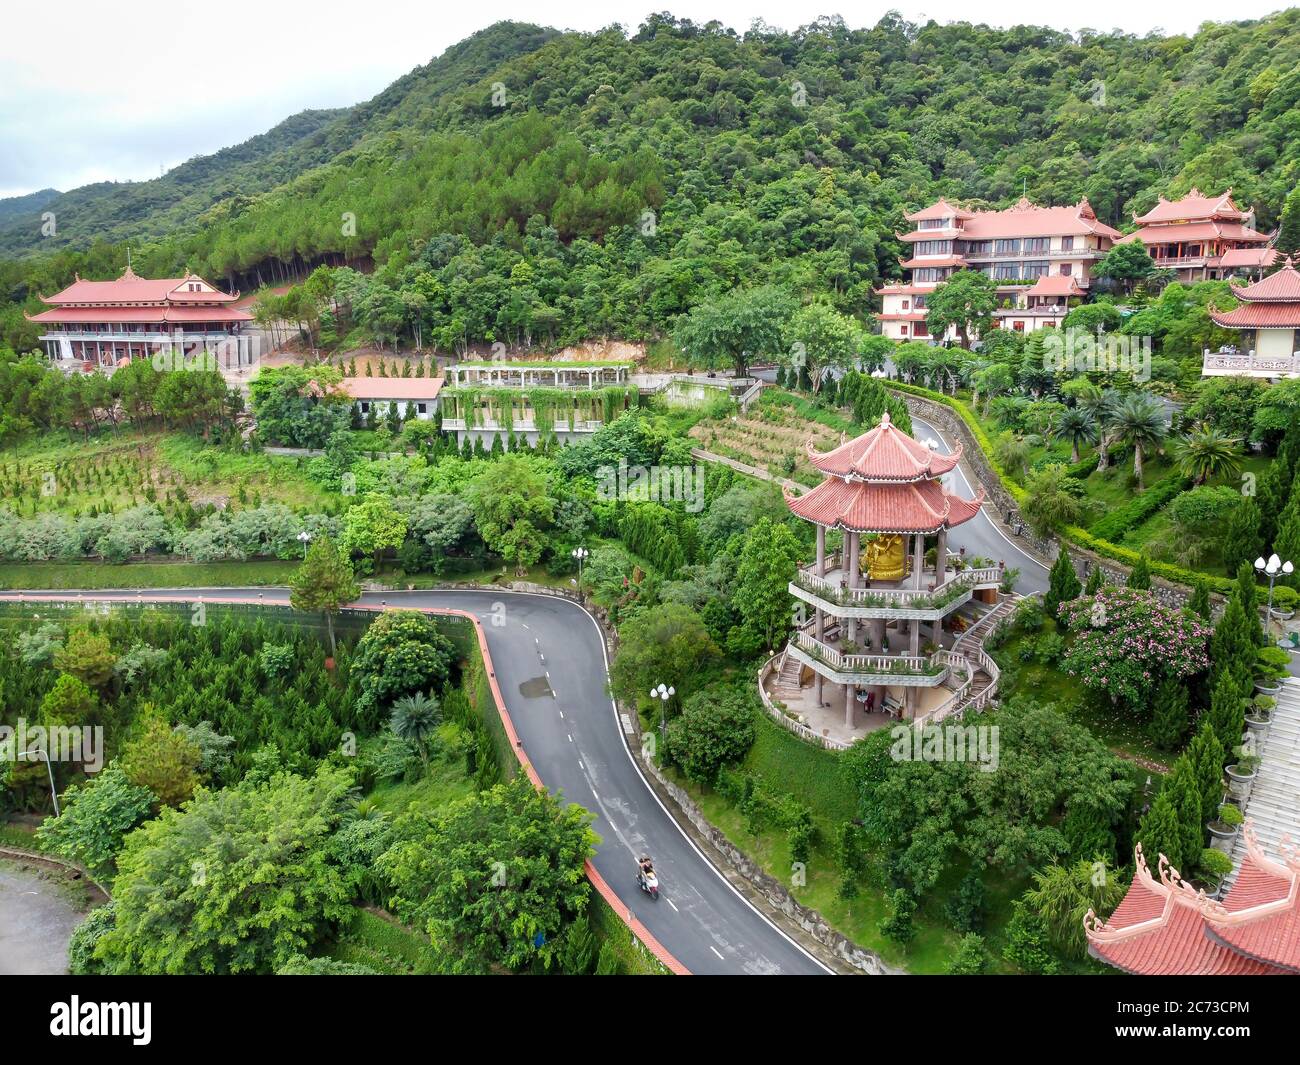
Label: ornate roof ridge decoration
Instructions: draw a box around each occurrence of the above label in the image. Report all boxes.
[804,411,963,483]
[1084,843,1176,943]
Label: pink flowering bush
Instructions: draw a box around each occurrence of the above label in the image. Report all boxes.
[1059,586,1211,708]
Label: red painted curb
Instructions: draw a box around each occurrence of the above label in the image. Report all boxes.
[0,591,690,976]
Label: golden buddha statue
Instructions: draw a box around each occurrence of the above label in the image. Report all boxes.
[862,533,906,581]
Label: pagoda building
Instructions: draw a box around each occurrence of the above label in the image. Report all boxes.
[27,267,254,371]
[1115,187,1276,283]
[1202,258,1300,379]
[876,196,1120,340]
[1085,831,1300,975]
[780,411,1001,731]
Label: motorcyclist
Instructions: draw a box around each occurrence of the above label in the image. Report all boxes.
[638,855,654,878]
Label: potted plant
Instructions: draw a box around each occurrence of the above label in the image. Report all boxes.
[1246,695,1274,738]
[1254,646,1289,695]
[1225,747,1261,801]
[1207,803,1243,853]
[1198,848,1235,900]
[1270,585,1298,621]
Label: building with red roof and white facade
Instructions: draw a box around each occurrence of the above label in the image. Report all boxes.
[28,267,255,372]
[875,196,1121,341]
[1085,829,1300,975]
[1115,188,1277,283]
[771,411,1005,738]
[1202,258,1300,379]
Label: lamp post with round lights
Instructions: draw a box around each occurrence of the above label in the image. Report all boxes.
[297,530,313,558]
[651,683,674,762]
[571,546,589,598]
[1255,553,1294,637]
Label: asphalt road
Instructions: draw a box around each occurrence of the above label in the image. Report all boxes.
[6,587,829,976]
[911,414,1050,594]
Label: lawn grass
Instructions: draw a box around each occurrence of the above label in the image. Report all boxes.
[0,822,46,851]
[327,908,442,974]
[0,559,299,589]
[588,892,671,975]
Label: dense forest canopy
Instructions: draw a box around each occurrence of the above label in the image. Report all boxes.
[3,11,1300,352]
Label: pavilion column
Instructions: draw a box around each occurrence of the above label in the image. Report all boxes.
[845,684,854,729]
[847,530,860,588]
[913,533,925,589]
[936,528,948,585]
[906,687,918,722]
[816,525,826,576]
[909,618,920,656]
[815,607,824,641]
[815,672,823,704]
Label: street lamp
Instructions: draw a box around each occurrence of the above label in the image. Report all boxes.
[1255,553,1294,637]
[571,546,589,595]
[20,748,59,817]
[650,683,675,758]
[297,530,313,558]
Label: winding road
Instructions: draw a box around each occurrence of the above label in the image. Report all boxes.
[0,415,1051,976]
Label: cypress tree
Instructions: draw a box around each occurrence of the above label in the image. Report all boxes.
[1137,791,1187,875]
[1148,676,1190,750]
[1045,549,1083,621]
[1186,578,1212,622]
[1255,460,1289,547]
[1187,720,1226,823]
[1274,505,1300,592]
[1232,561,1265,646]
[1127,554,1152,590]
[1084,565,1104,596]
[1277,185,1300,257]
[1223,497,1263,579]
[1210,596,1255,696]
[1207,671,1247,756]
[1165,757,1205,868]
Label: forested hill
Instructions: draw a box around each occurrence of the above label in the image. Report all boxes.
[0,21,560,260]
[3,11,1300,352]
[0,188,60,223]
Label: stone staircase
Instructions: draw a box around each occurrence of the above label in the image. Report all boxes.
[1227,676,1300,882]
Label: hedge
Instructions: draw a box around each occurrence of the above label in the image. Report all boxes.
[881,381,1248,598]
[1087,473,1188,541]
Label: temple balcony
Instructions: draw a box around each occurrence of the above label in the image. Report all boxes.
[1201,349,1300,379]
[790,552,1003,620]
[785,626,957,688]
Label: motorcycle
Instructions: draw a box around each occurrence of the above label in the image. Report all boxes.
[636,862,659,901]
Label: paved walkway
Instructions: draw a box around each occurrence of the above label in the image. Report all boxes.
[1229,676,1300,880]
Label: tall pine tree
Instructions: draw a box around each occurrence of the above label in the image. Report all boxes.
[1045,549,1082,621]
[1148,676,1190,750]
[1127,554,1152,590]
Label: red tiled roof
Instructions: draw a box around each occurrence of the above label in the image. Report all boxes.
[27,305,252,325]
[904,198,974,222]
[1229,259,1300,301]
[1026,275,1085,298]
[1134,188,1247,225]
[1117,221,1271,246]
[1085,846,1287,976]
[1203,840,1300,972]
[960,197,1120,240]
[897,229,961,242]
[785,475,983,534]
[874,284,938,296]
[40,267,240,306]
[1210,304,1300,329]
[337,377,445,401]
[807,411,961,482]
[1217,247,1279,269]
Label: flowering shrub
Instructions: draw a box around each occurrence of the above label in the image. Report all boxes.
[1059,586,1211,708]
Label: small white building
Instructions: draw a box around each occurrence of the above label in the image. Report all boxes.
[339,376,444,420]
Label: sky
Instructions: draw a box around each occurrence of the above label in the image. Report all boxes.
[1,1,1291,199]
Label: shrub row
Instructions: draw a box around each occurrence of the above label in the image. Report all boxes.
[1086,473,1188,541]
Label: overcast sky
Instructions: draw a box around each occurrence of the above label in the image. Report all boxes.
[1,1,1290,198]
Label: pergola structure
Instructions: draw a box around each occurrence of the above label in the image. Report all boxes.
[446,361,632,388]
[1085,830,1300,975]
[781,411,997,729]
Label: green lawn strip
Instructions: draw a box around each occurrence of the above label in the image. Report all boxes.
[0,822,47,852]
[587,892,671,975]
[0,560,298,589]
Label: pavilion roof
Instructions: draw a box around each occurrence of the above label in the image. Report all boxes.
[1026,275,1085,298]
[784,475,983,535]
[1202,830,1300,972]
[806,411,962,482]
[1210,260,1300,329]
[1084,844,1286,976]
[904,198,974,222]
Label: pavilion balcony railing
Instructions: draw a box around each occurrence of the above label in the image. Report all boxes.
[789,629,948,681]
[1153,256,1210,268]
[1202,352,1300,375]
[440,416,603,433]
[43,331,244,343]
[791,560,1002,612]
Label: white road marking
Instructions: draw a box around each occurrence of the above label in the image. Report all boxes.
[559,710,564,719]
[579,761,585,771]
[567,734,573,742]
[620,713,635,735]
[710,946,725,960]
[667,898,679,912]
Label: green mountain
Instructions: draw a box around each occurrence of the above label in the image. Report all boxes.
[4,12,1300,354]
[0,188,60,224]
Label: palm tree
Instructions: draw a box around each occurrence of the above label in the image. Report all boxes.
[1053,407,1098,464]
[1109,392,1168,489]
[1172,424,1244,486]
[993,431,1031,482]
[390,691,442,768]
[1081,387,1121,470]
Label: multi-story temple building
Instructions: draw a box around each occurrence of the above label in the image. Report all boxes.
[28,267,255,371]
[1202,258,1300,379]
[1115,188,1276,283]
[876,196,1121,340]
[776,412,1004,735]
